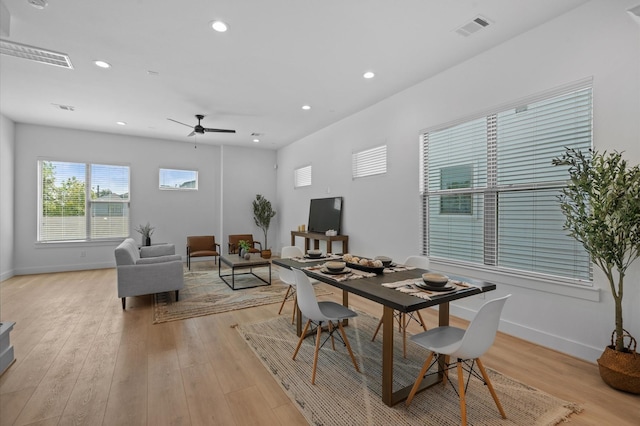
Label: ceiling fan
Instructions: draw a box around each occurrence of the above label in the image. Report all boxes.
[167,114,236,137]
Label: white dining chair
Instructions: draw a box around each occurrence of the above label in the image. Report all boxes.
[277,246,305,323]
[291,268,360,384]
[405,294,511,426]
[371,255,430,358]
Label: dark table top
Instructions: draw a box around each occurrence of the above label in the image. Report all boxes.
[272,257,496,313]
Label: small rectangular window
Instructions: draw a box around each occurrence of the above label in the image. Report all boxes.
[159,168,198,190]
[352,145,387,179]
[294,165,312,188]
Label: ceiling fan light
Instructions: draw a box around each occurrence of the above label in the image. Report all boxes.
[211,20,229,32]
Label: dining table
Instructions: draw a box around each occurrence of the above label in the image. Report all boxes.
[272,256,497,407]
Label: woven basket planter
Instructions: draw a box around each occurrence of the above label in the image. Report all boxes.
[597,330,640,394]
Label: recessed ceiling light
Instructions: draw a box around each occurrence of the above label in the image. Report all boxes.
[94,60,111,69]
[116,121,127,126]
[302,105,311,110]
[253,139,260,143]
[211,20,229,32]
[363,71,375,79]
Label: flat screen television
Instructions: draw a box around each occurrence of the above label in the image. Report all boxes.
[308,197,343,234]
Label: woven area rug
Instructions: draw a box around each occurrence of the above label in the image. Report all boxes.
[153,262,330,324]
[237,312,582,425]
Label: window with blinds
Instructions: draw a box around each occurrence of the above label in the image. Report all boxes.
[294,165,312,188]
[38,160,130,242]
[421,83,593,283]
[352,145,387,179]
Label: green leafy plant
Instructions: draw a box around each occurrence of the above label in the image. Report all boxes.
[252,194,276,249]
[553,148,640,352]
[135,222,155,239]
[238,239,251,253]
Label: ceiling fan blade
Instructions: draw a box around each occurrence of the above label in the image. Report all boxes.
[168,118,194,128]
[203,128,236,133]
[187,131,195,137]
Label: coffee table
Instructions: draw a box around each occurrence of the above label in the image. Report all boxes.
[218,254,271,290]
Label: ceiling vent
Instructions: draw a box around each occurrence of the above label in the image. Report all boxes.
[455,16,491,37]
[0,39,73,69]
[52,103,75,111]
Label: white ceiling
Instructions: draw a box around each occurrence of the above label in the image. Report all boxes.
[0,0,588,149]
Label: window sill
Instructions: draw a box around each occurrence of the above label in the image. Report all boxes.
[35,239,125,248]
[428,259,601,302]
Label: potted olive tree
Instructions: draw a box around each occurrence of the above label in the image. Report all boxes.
[253,194,276,259]
[553,148,640,393]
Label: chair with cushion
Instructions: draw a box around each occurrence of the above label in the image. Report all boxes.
[186,235,221,269]
[291,268,360,384]
[405,294,511,426]
[371,255,430,357]
[277,246,305,323]
[114,238,184,309]
[228,234,262,254]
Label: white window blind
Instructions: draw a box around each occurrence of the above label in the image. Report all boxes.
[39,160,130,242]
[421,84,592,283]
[294,165,312,188]
[352,145,387,179]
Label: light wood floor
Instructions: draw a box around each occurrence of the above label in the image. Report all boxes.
[1,266,638,425]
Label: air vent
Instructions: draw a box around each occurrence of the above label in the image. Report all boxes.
[0,39,73,69]
[455,16,491,37]
[52,104,75,111]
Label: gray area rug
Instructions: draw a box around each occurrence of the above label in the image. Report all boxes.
[153,262,330,324]
[237,312,582,425]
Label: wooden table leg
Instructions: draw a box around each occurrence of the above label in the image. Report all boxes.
[382,305,394,406]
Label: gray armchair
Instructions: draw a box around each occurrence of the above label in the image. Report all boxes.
[114,238,184,309]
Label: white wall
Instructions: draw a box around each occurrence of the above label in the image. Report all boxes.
[221,145,278,251]
[276,0,640,362]
[12,125,278,273]
[0,114,15,281]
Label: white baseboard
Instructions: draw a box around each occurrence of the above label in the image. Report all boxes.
[14,261,115,276]
[0,269,15,282]
[449,304,602,364]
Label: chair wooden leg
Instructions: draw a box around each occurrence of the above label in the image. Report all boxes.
[337,321,360,373]
[457,361,467,426]
[371,315,383,341]
[416,310,428,331]
[406,352,434,406]
[328,321,336,351]
[476,358,507,419]
[291,295,297,324]
[311,322,323,384]
[278,285,292,315]
[292,319,311,360]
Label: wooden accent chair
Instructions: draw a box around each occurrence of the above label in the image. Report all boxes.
[228,234,262,254]
[186,235,220,270]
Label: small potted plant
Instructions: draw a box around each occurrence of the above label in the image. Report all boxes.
[553,148,640,393]
[135,222,154,246]
[253,194,276,259]
[238,240,252,260]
